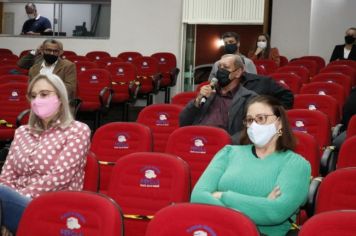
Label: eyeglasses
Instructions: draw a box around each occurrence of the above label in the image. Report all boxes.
[28,90,56,100]
[43,49,60,54]
[243,114,276,126]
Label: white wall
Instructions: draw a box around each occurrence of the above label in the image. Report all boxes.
[271,0,311,60]
[272,0,356,62]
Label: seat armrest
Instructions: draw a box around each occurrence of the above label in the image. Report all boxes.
[169,67,180,87]
[305,177,323,217]
[332,123,343,139]
[16,109,31,127]
[320,146,336,176]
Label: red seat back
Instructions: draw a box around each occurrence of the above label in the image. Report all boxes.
[315,168,356,214]
[165,126,231,187]
[61,50,77,59]
[66,55,90,63]
[253,59,278,75]
[151,52,178,87]
[300,56,326,71]
[75,61,98,73]
[293,131,320,177]
[132,56,160,94]
[96,57,123,68]
[19,49,32,58]
[107,152,190,236]
[85,51,111,61]
[90,122,152,192]
[17,191,124,236]
[255,64,268,75]
[146,203,260,236]
[287,109,331,152]
[300,82,346,113]
[0,65,28,75]
[83,151,100,192]
[293,94,340,127]
[136,104,183,152]
[279,55,289,67]
[320,64,356,86]
[312,72,352,97]
[277,65,310,84]
[328,59,356,71]
[270,72,302,94]
[288,59,318,76]
[77,68,111,111]
[171,91,197,106]
[299,210,356,236]
[0,74,29,84]
[0,48,13,55]
[118,51,142,62]
[346,115,356,139]
[338,136,356,169]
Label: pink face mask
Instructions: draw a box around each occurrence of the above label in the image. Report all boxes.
[31,95,61,119]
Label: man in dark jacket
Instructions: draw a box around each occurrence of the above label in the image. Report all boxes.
[180,54,257,144]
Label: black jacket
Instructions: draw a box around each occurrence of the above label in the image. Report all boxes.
[330,44,356,62]
[240,72,294,109]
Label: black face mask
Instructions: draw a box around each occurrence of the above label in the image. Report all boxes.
[345,35,355,45]
[43,54,58,65]
[216,68,232,87]
[224,43,238,54]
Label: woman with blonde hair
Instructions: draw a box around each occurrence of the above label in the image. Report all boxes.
[0,73,91,235]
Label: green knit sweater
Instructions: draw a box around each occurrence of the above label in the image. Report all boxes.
[191,145,311,236]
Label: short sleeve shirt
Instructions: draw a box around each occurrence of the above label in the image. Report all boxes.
[22,15,52,34]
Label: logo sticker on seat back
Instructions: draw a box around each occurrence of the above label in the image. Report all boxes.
[140,166,160,188]
[155,112,169,126]
[190,137,207,154]
[9,90,20,101]
[60,212,86,236]
[187,225,216,236]
[114,132,129,149]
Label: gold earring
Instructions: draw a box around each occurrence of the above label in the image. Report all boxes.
[277,129,283,136]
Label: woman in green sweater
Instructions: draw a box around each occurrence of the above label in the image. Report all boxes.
[191,95,311,236]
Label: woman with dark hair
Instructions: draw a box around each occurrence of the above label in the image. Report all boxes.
[330,27,356,62]
[248,33,281,66]
[191,95,310,236]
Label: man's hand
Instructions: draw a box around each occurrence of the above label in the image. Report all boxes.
[267,186,281,200]
[194,84,216,107]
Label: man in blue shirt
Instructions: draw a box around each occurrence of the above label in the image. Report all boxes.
[21,3,52,35]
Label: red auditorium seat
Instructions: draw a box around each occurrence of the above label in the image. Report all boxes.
[255,64,268,75]
[270,72,302,94]
[300,56,326,71]
[314,167,356,214]
[288,59,318,77]
[132,56,162,105]
[74,61,98,73]
[0,74,29,84]
[17,191,124,236]
[83,151,100,192]
[19,49,32,59]
[337,136,356,169]
[299,210,356,236]
[293,131,320,177]
[107,152,190,236]
[66,55,90,63]
[300,82,346,114]
[61,50,77,59]
[0,48,13,55]
[287,109,333,176]
[253,59,279,75]
[85,51,111,62]
[279,55,289,67]
[293,94,340,127]
[346,115,356,139]
[276,65,310,84]
[171,91,197,106]
[312,72,352,97]
[328,59,356,70]
[106,62,139,120]
[90,122,152,192]
[118,51,142,62]
[151,52,180,103]
[136,104,183,152]
[320,64,356,86]
[165,125,231,187]
[77,68,113,129]
[0,82,29,142]
[0,54,19,62]
[146,203,260,236]
[96,56,123,68]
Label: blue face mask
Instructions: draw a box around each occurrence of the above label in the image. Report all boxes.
[224,43,238,54]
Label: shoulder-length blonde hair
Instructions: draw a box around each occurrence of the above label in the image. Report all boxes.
[27,73,73,131]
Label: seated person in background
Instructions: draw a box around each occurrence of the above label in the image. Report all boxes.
[180,54,257,144]
[333,88,356,149]
[28,39,77,103]
[191,95,311,236]
[248,33,281,66]
[330,27,356,61]
[17,42,44,70]
[209,32,257,78]
[21,3,52,35]
[0,73,91,235]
